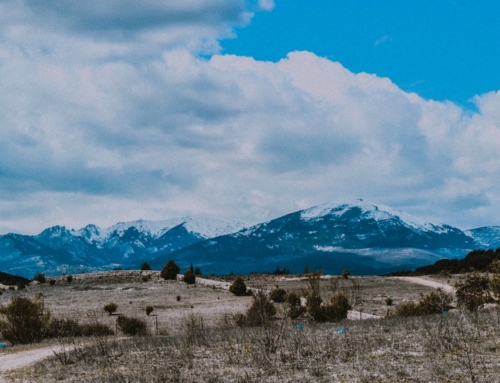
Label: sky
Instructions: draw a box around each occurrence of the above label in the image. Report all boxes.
[0,0,500,234]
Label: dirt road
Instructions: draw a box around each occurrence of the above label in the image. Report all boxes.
[389,276,455,293]
[0,345,62,382]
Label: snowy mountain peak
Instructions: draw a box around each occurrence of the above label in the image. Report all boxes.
[300,200,447,233]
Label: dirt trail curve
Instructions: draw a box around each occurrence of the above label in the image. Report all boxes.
[0,345,61,381]
[389,276,455,293]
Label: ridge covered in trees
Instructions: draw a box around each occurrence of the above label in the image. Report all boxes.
[0,271,30,286]
[388,248,500,276]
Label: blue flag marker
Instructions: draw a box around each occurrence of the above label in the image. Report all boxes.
[0,342,8,348]
[336,327,345,334]
[296,323,304,331]
[442,311,448,316]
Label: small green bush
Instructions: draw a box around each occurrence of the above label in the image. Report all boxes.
[229,277,247,296]
[176,295,181,301]
[146,305,154,316]
[117,315,148,336]
[269,287,287,303]
[342,269,351,279]
[160,260,180,280]
[49,279,56,286]
[183,270,196,284]
[66,275,73,284]
[103,302,118,315]
[385,297,393,306]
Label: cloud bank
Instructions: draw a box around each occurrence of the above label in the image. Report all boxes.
[0,1,499,234]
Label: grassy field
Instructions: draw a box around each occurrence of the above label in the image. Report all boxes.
[1,271,500,382]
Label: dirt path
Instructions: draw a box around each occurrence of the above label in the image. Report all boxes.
[389,276,455,293]
[0,345,60,379]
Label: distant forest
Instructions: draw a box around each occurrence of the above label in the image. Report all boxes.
[388,248,500,276]
[0,271,30,286]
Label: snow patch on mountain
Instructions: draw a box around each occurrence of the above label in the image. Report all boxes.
[301,200,449,233]
[71,216,246,243]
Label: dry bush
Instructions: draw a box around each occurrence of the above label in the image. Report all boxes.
[245,290,277,326]
[392,290,453,317]
[455,271,492,311]
[0,296,51,344]
[117,315,148,336]
[33,272,46,284]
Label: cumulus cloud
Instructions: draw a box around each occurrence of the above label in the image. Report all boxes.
[0,2,499,234]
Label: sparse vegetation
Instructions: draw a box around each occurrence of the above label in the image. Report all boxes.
[392,289,453,317]
[7,270,500,382]
[342,269,351,279]
[145,305,154,316]
[66,275,73,283]
[160,260,180,280]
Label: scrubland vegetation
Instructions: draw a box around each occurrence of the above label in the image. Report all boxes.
[2,265,500,382]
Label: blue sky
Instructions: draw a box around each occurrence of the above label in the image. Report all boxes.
[0,0,499,234]
[223,0,500,107]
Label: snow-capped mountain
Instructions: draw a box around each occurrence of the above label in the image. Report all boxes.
[1,202,498,278]
[0,216,245,278]
[465,226,500,250]
[149,201,486,275]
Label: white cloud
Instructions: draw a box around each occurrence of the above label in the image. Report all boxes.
[0,3,499,234]
[258,0,275,11]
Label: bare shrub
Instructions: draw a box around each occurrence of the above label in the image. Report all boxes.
[286,292,306,319]
[117,315,148,336]
[418,289,453,314]
[455,271,492,311]
[245,290,277,326]
[392,290,453,317]
[33,272,46,283]
[229,276,247,296]
[0,296,51,344]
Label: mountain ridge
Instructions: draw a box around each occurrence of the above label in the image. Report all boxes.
[0,202,498,278]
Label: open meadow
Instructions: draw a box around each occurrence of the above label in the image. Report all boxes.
[1,271,500,382]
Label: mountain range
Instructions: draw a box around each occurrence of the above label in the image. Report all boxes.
[1,201,499,278]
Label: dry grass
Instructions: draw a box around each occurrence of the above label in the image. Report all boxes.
[2,271,500,382]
